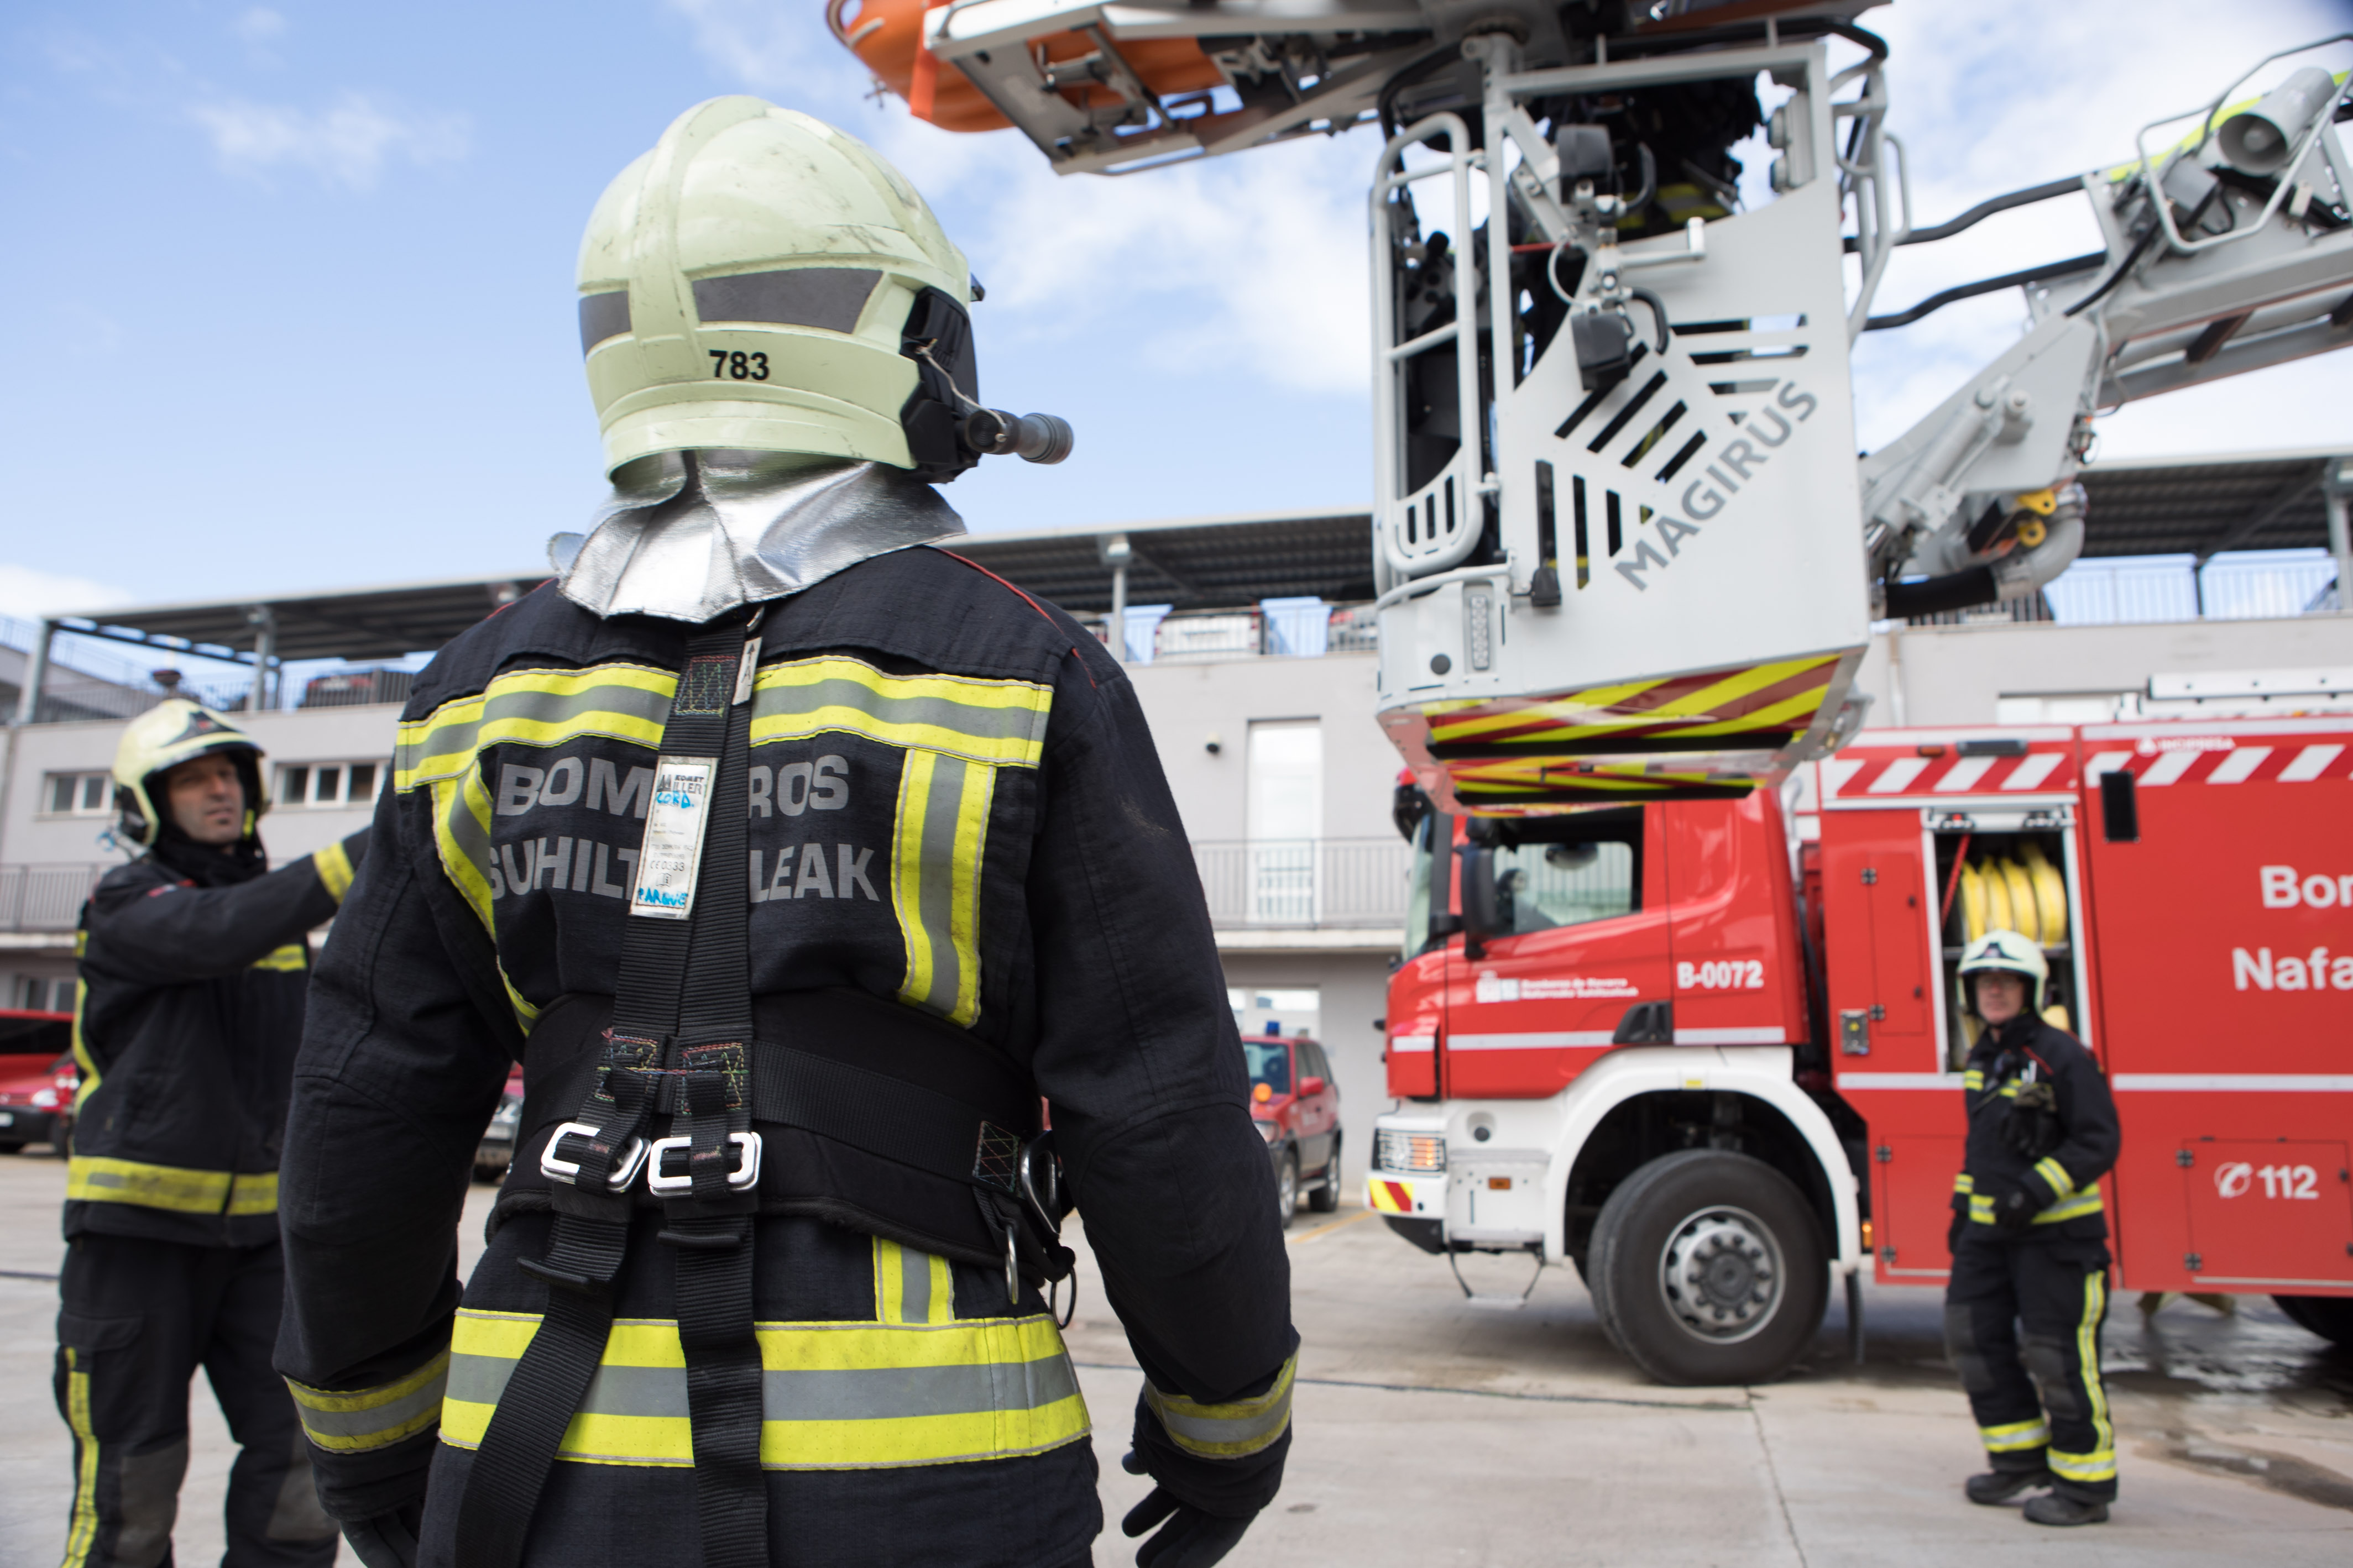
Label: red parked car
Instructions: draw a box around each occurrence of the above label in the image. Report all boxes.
[475,1063,526,1182]
[1246,1034,1341,1228]
[0,1008,79,1156]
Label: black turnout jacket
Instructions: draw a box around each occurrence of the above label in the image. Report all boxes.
[1954,1013,2120,1242]
[71,831,365,1248]
[273,548,1295,1558]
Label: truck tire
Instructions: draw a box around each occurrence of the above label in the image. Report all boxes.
[2273,1294,2353,1349]
[1275,1151,1298,1230]
[1308,1135,1342,1212]
[1587,1150,1828,1386]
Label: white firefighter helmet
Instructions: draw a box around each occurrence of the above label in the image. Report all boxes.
[577,97,981,481]
[1957,929,2048,1016]
[111,700,266,847]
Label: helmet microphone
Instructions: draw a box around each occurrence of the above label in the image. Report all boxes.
[960,409,1074,465]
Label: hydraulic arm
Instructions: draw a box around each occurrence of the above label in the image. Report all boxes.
[833,1,2353,811]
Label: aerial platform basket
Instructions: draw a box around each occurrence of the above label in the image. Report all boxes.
[1369,35,1873,814]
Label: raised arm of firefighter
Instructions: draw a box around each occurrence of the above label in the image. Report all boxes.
[82,836,367,985]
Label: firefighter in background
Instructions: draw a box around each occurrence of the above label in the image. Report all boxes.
[59,700,367,1567]
[273,98,1293,1568]
[1944,930,2121,1527]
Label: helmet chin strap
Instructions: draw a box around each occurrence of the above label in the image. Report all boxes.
[556,448,966,623]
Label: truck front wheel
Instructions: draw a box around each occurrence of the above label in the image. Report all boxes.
[1588,1150,1828,1386]
[2274,1294,2353,1349]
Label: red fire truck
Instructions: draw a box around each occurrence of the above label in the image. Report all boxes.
[1368,716,2353,1384]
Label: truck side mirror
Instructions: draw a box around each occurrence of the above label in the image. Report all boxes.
[1458,843,1502,958]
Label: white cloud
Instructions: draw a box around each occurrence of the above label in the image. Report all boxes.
[234,8,286,45]
[664,0,1371,395]
[190,92,469,191]
[662,0,2345,441]
[0,565,132,622]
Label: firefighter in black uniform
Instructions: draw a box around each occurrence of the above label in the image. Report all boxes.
[59,699,367,1567]
[273,99,1293,1568]
[1944,929,2121,1526]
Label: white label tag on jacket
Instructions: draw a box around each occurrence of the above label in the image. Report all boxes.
[629,756,718,920]
[733,637,761,706]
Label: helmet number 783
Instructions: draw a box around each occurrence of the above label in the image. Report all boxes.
[710,350,770,381]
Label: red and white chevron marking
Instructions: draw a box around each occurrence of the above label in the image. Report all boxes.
[1824,738,2353,799]
[1822,749,2077,800]
[2078,739,2351,787]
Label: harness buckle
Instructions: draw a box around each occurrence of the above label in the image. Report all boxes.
[646,1130,762,1194]
[541,1123,649,1192]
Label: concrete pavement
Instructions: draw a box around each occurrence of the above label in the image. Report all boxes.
[1,1153,2347,1566]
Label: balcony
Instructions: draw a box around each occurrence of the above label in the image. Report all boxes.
[1191,838,1411,931]
[0,864,108,935]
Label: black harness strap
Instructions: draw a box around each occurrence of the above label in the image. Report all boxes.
[456,613,766,1568]
[658,651,768,1568]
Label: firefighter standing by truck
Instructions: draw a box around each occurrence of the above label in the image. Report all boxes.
[1944,930,2122,1527]
[57,700,367,1566]
[271,99,1294,1568]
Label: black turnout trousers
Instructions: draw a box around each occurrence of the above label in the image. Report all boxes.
[55,1234,338,1568]
[1943,1231,2118,1502]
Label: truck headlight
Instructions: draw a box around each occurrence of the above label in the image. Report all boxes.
[1376,1129,1446,1172]
[1254,1119,1280,1145]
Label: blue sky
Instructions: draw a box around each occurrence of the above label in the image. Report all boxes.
[3,0,2349,652]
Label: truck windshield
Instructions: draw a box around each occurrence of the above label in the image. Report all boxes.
[1243,1041,1291,1095]
[1489,840,1636,933]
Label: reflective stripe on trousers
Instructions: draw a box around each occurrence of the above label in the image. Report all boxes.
[438,1308,1089,1469]
[2048,1271,2116,1485]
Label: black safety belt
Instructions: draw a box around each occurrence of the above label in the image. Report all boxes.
[456,610,768,1568]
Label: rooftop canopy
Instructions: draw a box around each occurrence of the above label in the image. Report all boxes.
[26,448,2349,672]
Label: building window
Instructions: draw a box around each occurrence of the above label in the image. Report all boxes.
[1245,721,1322,924]
[42,773,112,817]
[276,761,382,808]
[13,977,74,1013]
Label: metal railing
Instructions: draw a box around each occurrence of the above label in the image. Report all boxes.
[1192,838,1411,929]
[1086,603,1387,665]
[0,864,109,933]
[2042,554,2340,625]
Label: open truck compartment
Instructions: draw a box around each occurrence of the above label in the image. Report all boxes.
[1822,721,2353,1296]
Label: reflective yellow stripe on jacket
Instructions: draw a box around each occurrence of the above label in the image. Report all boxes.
[1968,1187,2103,1226]
[287,1350,452,1453]
[1143,1355,1295,1460]
[749,658,1052,768]
[440,1307,1089,1469]
[66,1157,278,1216]
[312,840,356,903]
[394,662,677,944]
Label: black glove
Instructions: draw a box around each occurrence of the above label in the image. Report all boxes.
[1121,1451,1257,1568]
[1980,1177,2038,1231]
[342,1499,421,1568]
[1947,1210,1966,1251]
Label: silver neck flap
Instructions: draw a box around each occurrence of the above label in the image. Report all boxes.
[553,449,965,623]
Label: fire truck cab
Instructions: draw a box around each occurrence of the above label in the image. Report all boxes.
[1371,716,2353,1384]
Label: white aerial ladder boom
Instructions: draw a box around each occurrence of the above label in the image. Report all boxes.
[834,1,2353,811]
